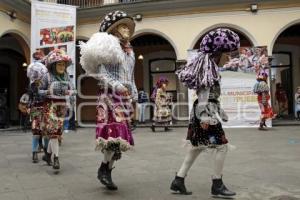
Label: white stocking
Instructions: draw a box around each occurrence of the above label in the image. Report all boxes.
[177,148,204,177]
[108,160,115,169]
[103,150,114,164]
[48,138,59,157]
[211,145,228,179]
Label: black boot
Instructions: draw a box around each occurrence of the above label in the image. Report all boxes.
[53,155,60,170]
[170,176,192,195]
[32,152,38,163]
[106,166,118,190]
[151,124,155,132]
[263,121,267,127]
[97,162,110,186]
[211,178,236,197]
[165,126,171,132]
[42,148,52,166]
[258,121,267,130]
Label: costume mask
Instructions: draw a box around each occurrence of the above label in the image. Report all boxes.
[55,61,66,75]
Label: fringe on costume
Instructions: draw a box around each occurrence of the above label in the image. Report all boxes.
[95,137,133,152]
[253,81,269,94]
[176,52,220,89]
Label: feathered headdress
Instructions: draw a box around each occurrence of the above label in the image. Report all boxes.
[79,32,125,75]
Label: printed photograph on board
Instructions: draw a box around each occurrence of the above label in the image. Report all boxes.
[40,25,74,46]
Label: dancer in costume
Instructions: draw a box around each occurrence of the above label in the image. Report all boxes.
[170,28,239,198]
[27,60,48,163]
[253,71,275,130]
[151,77,172,132]
[80,10,137,190]
[39,49,75,170]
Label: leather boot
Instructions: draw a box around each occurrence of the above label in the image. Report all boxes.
[211,178,236,197]
[151,124,155,132]
[42,148,52,166]
[106,165,118,190]
[97,162,110,186]
[32,152,38,163]
[53,155,60,170]
[258,121,267,130]
[170,176,192,195]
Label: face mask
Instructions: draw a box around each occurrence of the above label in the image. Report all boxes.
[115,24,131,41]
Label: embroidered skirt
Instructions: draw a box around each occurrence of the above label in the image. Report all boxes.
[43,99,67,139]
[95,88,134,160]
[30,102,45,136]
[153,104,172,124]
[186,122,228,147]
[258,94,275,119]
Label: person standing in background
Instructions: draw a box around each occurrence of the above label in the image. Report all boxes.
[151,77,172,132]
[295,86,300,120]
[137,88,148,123]
[275,83,288,118]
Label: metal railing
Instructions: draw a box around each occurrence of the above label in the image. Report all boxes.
[28,0,140,8]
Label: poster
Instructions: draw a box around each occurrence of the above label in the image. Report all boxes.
[188,46,271,127]
[31,1,77,88]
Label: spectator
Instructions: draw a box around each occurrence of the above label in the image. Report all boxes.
[18,93,30,132]
[151,77,172,132]
[275,83,288,117]
[295,86,300,120]
[137,88,148,123]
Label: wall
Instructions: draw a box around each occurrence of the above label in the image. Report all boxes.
[0,12,30,47]
[77,7,300,59]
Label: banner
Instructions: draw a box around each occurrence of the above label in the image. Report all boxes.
[31,1,77,88]
[188,46,271,127]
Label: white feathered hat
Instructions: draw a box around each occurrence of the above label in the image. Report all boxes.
[79,32,125,75]
[27,62,48,83]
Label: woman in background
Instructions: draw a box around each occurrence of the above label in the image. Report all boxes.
[151,77,172,132]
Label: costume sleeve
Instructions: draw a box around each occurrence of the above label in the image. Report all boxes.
[196,88,211,123]
[219,107,228,122]
[38,74,49,97]
[131,73,138,101]
[155,88,163,106]
[295,94,299,101]
[98,64,124,92]
[65,74,77,105]
[189,103,196,123]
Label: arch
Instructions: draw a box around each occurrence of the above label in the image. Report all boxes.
[269,18,300,53]
[189,23,258,49]
[0,29,30,47]
[0,29,30,63]
[76,35,89,41]
[132,29,179,59]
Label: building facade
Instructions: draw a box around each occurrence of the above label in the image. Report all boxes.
[1,0,300,124]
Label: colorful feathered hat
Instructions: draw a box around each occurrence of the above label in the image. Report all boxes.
[156,76,169,88]
[256,70,268,81]
[200,28,240,53]
[177,28,240,89]
[45,49,72,68]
